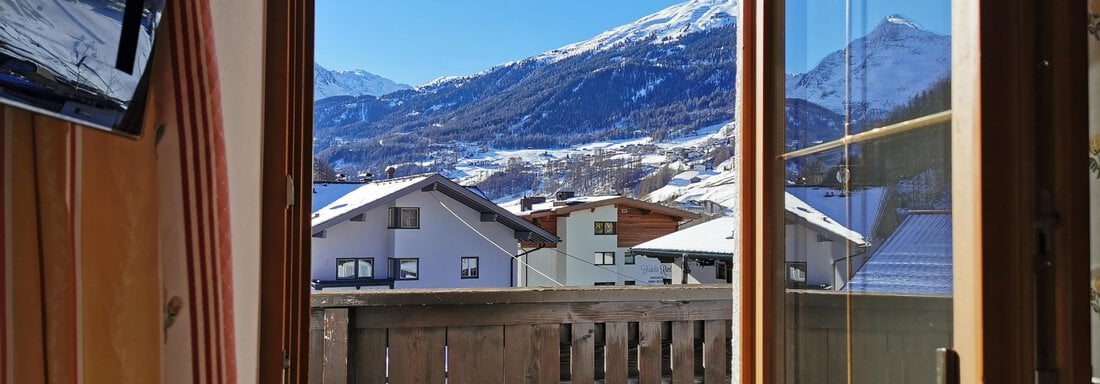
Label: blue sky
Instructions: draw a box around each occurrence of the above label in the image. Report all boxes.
[786,0,951,73]
[315,1,684,86]
[315,0,951,85]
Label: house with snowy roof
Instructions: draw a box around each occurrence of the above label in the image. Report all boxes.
[310,173,558,290]
[784,192,872,289]
[503,192,701,286]
[628,193,870,289]
[629,216,737,285]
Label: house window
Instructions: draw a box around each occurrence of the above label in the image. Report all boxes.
[594,251,615,265]
[336,258,373,280]
[624,280,636,286]
[393,258,419,280]
[593,221,617,235]
[624,253,636,265]
[460,257,479,279]
[786,261,807,289]
[816,234,833,242]
[716,260,728,281]
[388,207,420,229]
[594,282,615,286]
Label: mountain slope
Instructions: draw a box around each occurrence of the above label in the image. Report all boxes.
[785,15,950,128]
[314,63,411,100]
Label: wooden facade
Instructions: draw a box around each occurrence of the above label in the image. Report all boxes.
[518,197,698,249]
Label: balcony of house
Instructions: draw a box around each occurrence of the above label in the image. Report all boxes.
[307,285,950,383]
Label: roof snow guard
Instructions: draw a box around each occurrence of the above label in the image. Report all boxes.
[311,173,559,244]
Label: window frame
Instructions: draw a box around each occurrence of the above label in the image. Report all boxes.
[593,221,617,235]
[594,251,615,266]
[742,0,1092,382]
[392,258,420,280]
[624,253,636,265]
[460,256,479,279]
[388,207,420,229]
[335,257,374,280]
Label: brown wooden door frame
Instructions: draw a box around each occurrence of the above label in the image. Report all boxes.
[259,0,315,382]
[741,0,1091,382]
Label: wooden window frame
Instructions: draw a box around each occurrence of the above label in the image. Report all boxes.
[739,0,1090,383]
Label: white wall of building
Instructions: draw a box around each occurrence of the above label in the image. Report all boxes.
[312,189,521,289]
[784,222,863,289]
[521,205,670,286]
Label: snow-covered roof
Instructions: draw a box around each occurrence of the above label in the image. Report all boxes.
[785,193,868,246]
[630,217,737,259]
[312,182,369,213]
[785,186,888,238]
[500,196,618,216]
[502,195,700,221]
[311,174,558,244]
[846,212,952,295]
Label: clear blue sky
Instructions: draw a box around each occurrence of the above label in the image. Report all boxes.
[315,0,952,84]
[315,1,684,86]
[786,0,951,73]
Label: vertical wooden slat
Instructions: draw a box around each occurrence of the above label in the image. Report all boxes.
[308,309,324,384]
[350,328,387,384]
[322,309,349,384]
[447,326,504,383]
[388,327,445,384]
[505,324,559,383]
[604,322,628,383]
[570,323,595,384]
[671,321,694,383]
[704,320,728,383]
[638,322,663,384]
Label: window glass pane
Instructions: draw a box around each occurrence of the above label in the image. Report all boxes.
[337,259,356,279]
[398,259,418,279]
[461,257,478,278]
[400,208,419,228]
[357,259,373,279]
[783,0,952,381]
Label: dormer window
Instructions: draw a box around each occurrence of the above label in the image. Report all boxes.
[388,207,420,229]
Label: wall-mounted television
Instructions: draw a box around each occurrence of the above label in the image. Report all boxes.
[0,0,166,137]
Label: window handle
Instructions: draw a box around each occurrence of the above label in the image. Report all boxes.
[936,347,960,384]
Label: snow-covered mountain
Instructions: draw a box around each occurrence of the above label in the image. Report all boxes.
[533,0,737,63]
[786,14,951,126]
[314,63,411,101]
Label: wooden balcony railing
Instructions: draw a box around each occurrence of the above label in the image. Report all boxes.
[309,285,733,383]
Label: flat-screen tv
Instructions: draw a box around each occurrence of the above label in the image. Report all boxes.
[0,0,166,137]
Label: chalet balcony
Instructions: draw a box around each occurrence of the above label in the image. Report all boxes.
[307,286,951,383]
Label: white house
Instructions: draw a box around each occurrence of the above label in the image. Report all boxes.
[629,193,870,289]
[310,173,558,290]
[504,193,701,287]
[783,192,871,289]
[629,216,737,285]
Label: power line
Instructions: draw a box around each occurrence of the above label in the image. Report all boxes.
[428,191,564,286]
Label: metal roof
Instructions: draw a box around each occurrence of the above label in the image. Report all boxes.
[846,212,952,295]
[629,216,736,260]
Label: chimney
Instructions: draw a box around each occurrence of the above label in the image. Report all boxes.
[555,191,575,201]
[519,196,546,212]
[385,166,396,179]
[358,171,373,182]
